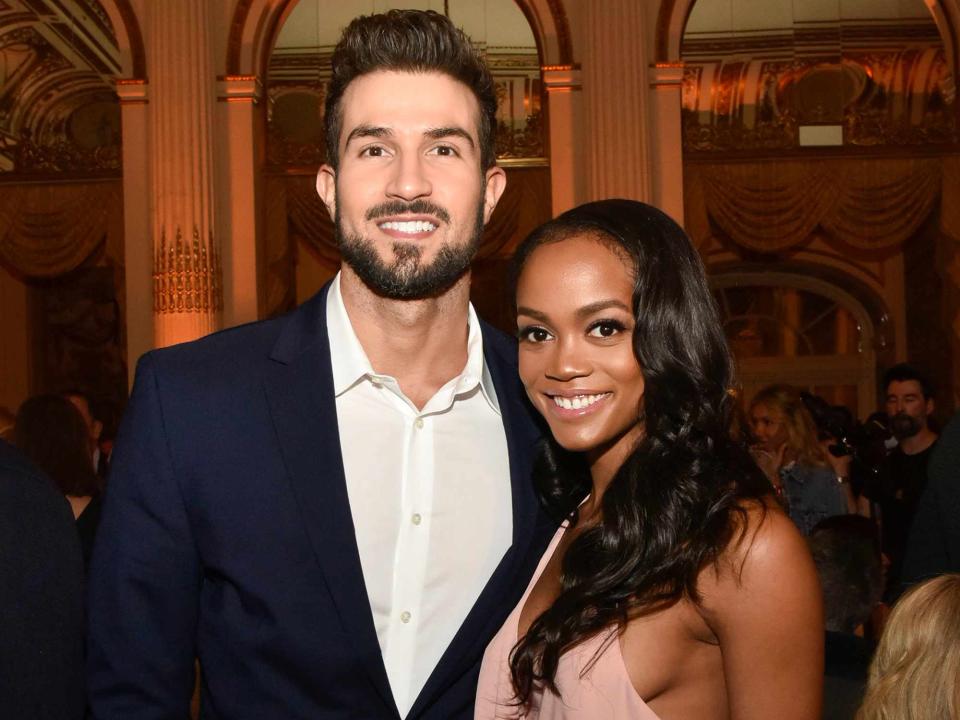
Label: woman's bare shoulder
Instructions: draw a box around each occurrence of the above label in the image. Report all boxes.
[698,498,820,621]
[696,499,825,719]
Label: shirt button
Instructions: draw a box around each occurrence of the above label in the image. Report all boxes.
[411,513,422,525]
[414,418,424,429]
[400,611,411,623]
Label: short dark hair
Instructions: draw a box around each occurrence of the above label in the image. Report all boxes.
[883,363,934,400]
[14,394,100,497]
[809,515,883,633]
[323,9,498,172]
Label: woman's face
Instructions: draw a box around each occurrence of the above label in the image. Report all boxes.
[750,402,788,451]
[516,235,645,469]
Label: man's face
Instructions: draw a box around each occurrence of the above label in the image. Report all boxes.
[885,379,933,439]
[316,70,506,299]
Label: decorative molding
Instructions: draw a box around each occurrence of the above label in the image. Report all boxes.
[649,63,684,87]
[543,0,574,65]
[153,227,223,314]
[116,77,147,104]
[217,74,263,104]
[226,0,256,76]
[542,65,581,91]
[111,0,147,80]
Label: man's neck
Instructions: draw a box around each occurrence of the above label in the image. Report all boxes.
[899,426,937,455]
[339,267,472,410]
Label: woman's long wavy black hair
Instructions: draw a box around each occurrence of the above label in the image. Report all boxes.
[508,199,771,706]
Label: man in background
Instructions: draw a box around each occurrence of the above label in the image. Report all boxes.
[871,364,938,593]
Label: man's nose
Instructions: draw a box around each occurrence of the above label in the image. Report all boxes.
[386,153,431,200]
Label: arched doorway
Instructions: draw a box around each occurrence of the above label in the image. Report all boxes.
[712,272,882,417]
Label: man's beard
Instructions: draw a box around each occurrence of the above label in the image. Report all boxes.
[335,197,485,300]
[890,411,922,440]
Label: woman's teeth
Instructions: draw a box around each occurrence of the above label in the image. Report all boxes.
[379,220,437,234]
[552,393,609,410]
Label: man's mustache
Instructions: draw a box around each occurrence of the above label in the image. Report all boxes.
[366,200,451,224]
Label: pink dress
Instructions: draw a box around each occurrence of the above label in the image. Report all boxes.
[475,525,662,719]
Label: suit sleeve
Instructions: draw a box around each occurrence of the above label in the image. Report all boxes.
[902,413,960,586]
[87,353,201,719]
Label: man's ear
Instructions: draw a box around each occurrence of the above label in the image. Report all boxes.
[926,397,935,417]
[316,164,337,220]
[482,165,507,224]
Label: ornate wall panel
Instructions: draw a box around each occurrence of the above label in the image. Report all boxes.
[0,0,122,176]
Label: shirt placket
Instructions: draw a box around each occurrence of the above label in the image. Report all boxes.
[382,407,434,712]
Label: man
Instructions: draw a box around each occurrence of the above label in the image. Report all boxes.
[871,363,938,594]
[0,438,85,720]
[87,10,553,719]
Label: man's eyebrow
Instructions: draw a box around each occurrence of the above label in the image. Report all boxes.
[345,125,392,146]
[425,126,476,148]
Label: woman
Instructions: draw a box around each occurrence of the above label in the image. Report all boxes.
[749,385,853,534]
[15,394,103,571]
[476,200,822,719]
[857,574,960,720]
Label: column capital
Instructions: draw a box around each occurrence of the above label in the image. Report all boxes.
[542,65,582,92]
[218,75,264,104]
[649,63,685,88]
[116,78,149,104]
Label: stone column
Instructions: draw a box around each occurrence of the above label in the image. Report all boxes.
[649,63,686,224]
[116,78,154,383]
[581,0,653,203]
[148,0,222,347]
[217,75,264,326]
[543,65,584,214]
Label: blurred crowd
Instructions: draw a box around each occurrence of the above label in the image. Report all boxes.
[2,364,959,719]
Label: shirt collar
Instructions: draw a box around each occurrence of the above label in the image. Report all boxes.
[326,272,501,415]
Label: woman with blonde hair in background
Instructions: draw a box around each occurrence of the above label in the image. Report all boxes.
[749,384,853,534]
[857,573,960,720]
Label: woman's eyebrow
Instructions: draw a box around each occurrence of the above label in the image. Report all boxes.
[575,299,630,318]
[517,299,630,323]
[517,306,549,322]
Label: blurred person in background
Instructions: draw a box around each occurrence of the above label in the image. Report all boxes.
[856,573,960,720]
[63,389,109,482]
[15,394,103,571]
[0,406,14,441]
[809,515,885,720]
[750,384,851,534]
[0,435,85,719]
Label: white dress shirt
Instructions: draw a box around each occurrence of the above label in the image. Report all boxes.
[326,274,513,717]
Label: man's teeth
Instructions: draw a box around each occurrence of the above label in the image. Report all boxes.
[552,393,608,410]
[379,220,437,234]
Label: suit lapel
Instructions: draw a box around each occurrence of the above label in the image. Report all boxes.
[262,287,398,717]
[407,327,555,719]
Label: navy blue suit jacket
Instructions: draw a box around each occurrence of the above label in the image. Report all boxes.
[87,286,554,719]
